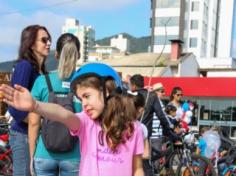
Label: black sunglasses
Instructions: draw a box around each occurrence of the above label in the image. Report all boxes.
[176,93,183,96]
[39,37,51,44]
[157,89,165,93]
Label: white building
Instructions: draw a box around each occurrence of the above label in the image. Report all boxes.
[62,18,95,63]
[88,45,122,61]
[198,57,236,77]
[217,0,235,58]
[150,0,235,59]
[110,34,130,52]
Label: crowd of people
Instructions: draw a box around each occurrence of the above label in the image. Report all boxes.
[0,24,199,176]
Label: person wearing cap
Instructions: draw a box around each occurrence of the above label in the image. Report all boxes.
[151,82,166,139]
[152,83,165,100]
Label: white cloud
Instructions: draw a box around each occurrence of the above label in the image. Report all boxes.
[0,10,68,62]
[0,0,142,62]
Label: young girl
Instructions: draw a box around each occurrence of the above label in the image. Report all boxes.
[0,63,144,176]
[126,90,152,176]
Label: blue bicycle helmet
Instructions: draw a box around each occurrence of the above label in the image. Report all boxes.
[70,62,122,93]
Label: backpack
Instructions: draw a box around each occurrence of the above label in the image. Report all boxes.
[41,74,78,153]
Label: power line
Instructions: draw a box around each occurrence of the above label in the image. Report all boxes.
[140,17,171,122]
[0,0,78,16]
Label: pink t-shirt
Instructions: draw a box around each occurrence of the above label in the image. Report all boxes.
[70,111,144,176]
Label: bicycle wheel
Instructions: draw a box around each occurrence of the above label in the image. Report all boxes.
[150,136,173,175]
[169,150,183,174]
[177,154,217,176]
[222,165,236,176]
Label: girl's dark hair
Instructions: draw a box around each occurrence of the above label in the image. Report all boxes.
[103,94,135,151]
[165,104,177,114]
[75,76,135,151]
[17,25,51,74]
[56,33,80,79]
[170,86,183,101]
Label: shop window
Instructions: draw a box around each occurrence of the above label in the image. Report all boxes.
[232,101,236,121]
[210,100,232,121]
[199,100,211,120]
[231,127,236,138]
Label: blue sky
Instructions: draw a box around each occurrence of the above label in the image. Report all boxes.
[0,0,150,62]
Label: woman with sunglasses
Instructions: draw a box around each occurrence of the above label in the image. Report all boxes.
[8,25,51,176]
[168,87,184,121]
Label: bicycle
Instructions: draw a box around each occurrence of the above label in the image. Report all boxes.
[216,144,236,176]
[205,126,236,176]
[172,130,216,176]
[150,136,176,175]
[0,119,12,175]
[150,130,217,176]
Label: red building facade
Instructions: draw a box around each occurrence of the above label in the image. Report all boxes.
[144,77,236,138]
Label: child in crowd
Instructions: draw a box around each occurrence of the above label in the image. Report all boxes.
[196,127,210,156]
[126,90,152,175]
[0,63,144,176]
[165,104,182,135]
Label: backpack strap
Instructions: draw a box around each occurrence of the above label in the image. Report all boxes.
[45,74,53,92]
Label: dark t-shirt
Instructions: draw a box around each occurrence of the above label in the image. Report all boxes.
[9,60,40,134]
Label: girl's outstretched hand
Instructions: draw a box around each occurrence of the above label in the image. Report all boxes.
[0,84,35,112]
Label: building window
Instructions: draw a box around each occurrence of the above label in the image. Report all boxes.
[198,99,236,138]
[154,35,179,45]
[185,0,189,11]
[156,16,179,26]
[191,1,199,11]
[190,20,198,29]
[156,0,180,8]
[189,38,197,48]
[200,40,207,57]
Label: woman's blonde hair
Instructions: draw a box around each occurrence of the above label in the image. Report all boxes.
[56,33,80,79]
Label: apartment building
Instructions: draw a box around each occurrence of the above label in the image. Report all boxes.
[62,18,95,63]
[110,34,130,52]
[150,0,235,59]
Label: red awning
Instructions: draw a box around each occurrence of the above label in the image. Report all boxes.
[144,77,236,97]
